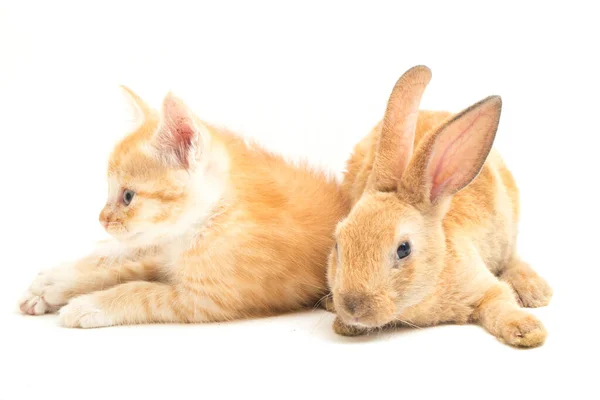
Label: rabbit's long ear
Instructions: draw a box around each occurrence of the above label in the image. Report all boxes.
[368,65,431,191]
[401,96,502,205]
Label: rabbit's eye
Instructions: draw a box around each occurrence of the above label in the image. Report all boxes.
[396,242,411,260]
[123,189,135,206]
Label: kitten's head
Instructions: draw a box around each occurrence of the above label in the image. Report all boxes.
[99,87,228,245]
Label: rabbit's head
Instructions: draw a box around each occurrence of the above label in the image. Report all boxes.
[328,66,502,329]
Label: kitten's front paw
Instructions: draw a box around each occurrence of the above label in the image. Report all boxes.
[19,291,59,315]
[499,311,547,348]
[59,295,113,328]
[19,266,76,315]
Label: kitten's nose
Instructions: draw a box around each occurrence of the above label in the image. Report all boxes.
[99,208,111,228]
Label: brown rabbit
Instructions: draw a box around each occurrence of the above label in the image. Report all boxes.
[327,66,552,347]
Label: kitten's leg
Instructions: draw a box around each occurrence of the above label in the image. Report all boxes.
[19,257,158,315]
[500,258,552,308]
[472,282,547,347]
[59,281,222,328]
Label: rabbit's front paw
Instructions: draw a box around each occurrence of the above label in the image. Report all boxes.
[499,311,547,348]
[511,274,553,308]
[333,316,369,337]
[59,295,113,328]
[502,261,552,308]
[18,264,77,315]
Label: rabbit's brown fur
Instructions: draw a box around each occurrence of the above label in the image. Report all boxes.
[328,66,552,347]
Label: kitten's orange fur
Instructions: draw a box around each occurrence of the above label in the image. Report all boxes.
[328,66,552,347]
[20,88,348,327]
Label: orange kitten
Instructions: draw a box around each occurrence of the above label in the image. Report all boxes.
[19,87,348,328]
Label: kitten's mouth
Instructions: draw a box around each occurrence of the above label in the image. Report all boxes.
[122,231,143,241]
[105,221,127,233]
[105,225,141,241]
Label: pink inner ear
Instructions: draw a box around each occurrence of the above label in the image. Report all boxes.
[429,114,480,200]
[159,94,198,168]
[426,98,500,202]
[169,117,196,168]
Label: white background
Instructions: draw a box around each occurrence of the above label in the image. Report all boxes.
[1,1,598,399]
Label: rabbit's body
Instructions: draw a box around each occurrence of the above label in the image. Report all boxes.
[328,67,552,346]
[346,112,519,272]
[341,112,520,326]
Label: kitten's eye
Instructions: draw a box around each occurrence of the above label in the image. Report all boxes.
[123,189,135,206]
[396,241,411,260]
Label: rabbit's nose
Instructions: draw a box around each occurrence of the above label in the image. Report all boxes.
[341,294,365,317]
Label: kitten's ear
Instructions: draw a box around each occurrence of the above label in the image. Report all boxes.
[120,85,152,128]
[154,92,208,169]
